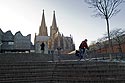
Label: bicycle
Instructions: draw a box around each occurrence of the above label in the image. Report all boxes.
[75,49,91,61]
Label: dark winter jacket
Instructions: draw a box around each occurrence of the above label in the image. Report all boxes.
[79,41,89,49]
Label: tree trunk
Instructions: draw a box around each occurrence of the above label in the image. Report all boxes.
[117,38,123,53]
[118,43,122,53]
[105,18,112,60]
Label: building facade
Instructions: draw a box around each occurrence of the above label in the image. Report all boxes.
[89,34,125,54]
[34,10,75,54]
[0,29,32,53]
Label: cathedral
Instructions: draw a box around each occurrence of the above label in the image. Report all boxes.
[34,10,75,54]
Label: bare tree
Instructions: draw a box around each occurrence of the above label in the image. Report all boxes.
[110,28,125,53]
[103,33,114,53]
[97,38,104,53]
[85,0,124,60]
[89,41,97,53]
[101,37,109,53]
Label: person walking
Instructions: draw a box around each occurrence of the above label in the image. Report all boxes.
[40,42,45,54]
[79,39,89,60]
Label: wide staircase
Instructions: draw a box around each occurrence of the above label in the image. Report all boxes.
[0,61,125,83]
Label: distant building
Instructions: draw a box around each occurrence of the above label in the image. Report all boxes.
[0,29,32,53]
[0,29,4,51]
[14,31,31,52]
[1,30,14,52]
[89,34,125,54]
[34,10,75,54]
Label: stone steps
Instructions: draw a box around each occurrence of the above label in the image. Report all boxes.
[51,62,125,82]
[0,61,125,83]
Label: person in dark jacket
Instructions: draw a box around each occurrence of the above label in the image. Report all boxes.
[40,42,45,54]
[79,39,89,60]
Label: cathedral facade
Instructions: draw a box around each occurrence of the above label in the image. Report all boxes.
[34,10,75,54]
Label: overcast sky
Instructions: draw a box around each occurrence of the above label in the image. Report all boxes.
[0,0,125,49]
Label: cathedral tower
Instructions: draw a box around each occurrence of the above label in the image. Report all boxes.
[50,11,58,37]
[39,10,48,36]
[35,10,75,54]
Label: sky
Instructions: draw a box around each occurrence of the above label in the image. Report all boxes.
[0,0,125,49]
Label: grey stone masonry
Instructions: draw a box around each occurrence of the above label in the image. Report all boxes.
[1,30,14,51]
[0,60,125,83]
[0,29,32,53]
[14,31,31,50]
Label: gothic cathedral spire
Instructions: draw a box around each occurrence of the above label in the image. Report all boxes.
[50,10,58,37]
[52,11,57,28]
[39,9,48,36]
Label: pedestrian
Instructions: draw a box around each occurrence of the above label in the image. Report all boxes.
[79,39,89,60]
[40,42,45,54]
